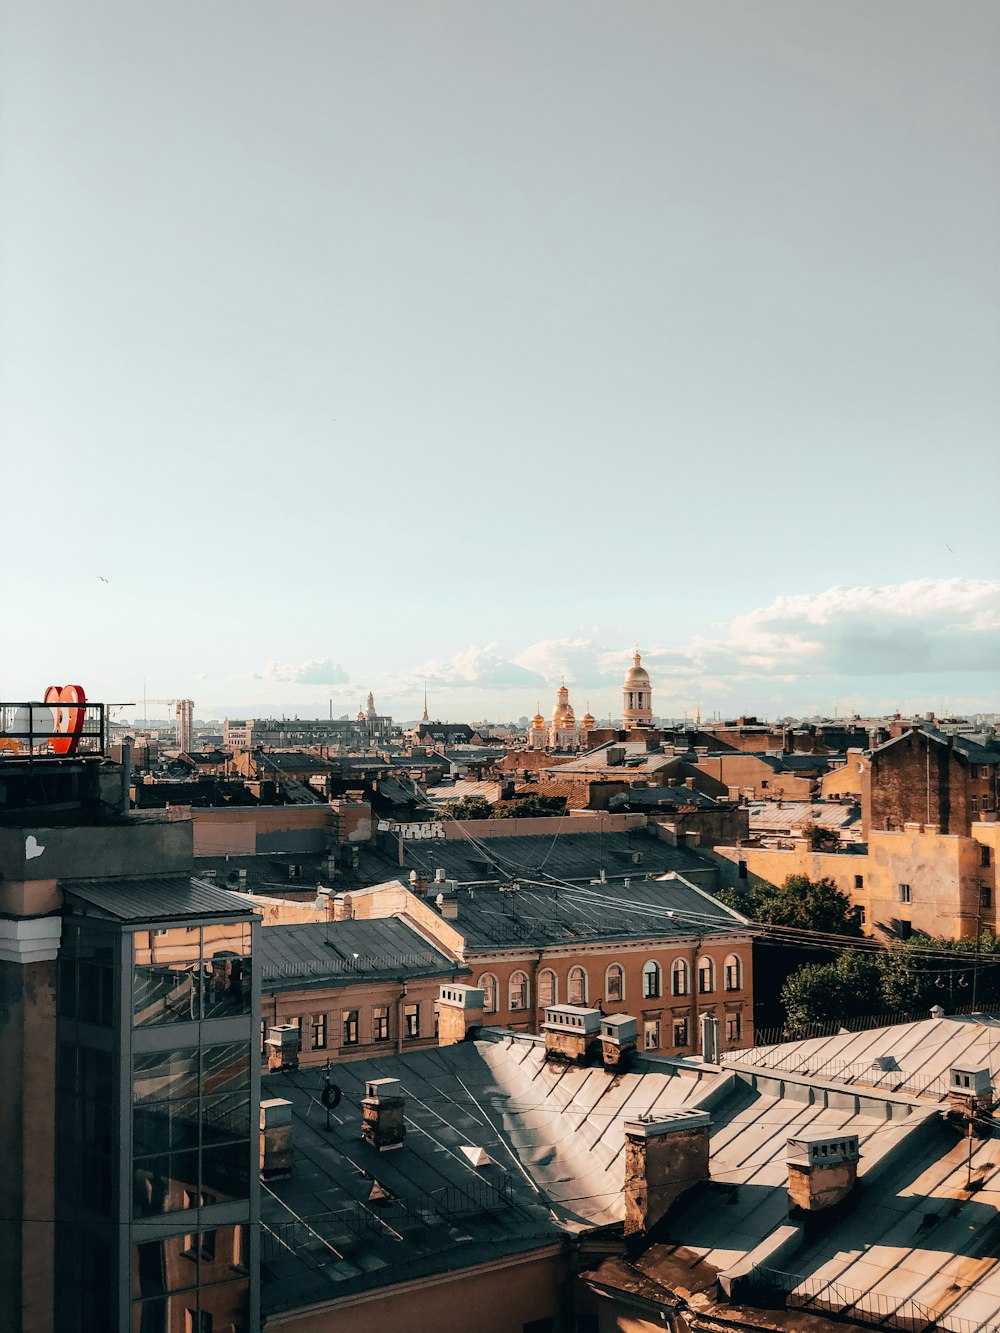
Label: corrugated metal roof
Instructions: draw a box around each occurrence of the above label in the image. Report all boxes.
[64,874,255,922]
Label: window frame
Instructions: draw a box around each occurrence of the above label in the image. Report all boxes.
[671,958,690,997]
[605,963,624,1004]
[567,966,588,1006]
[641,960,662,1000]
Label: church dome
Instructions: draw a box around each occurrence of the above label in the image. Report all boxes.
[625,651,650,685]
[551,683,575,727]
[581,708,596,730]
[530,709,545,728]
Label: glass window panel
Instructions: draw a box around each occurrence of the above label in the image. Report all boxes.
[134,1099,201,1156]
[132,1237,199,1299]
[200,1043,249,1097]
[134,1049,201,1104]
[132,1151,200,1217]
[200,1142,250,1204]
[201,1092,250,1149]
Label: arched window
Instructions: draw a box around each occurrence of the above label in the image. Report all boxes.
[698,956,715,995]
[605,963,624,1004]
[537,969,557,1007]
[478,973,499,1013]
[568,966,588,1006]
[509,970,529,1011]
[642,960,662,1000]
[671,958,689,997]
[724,954,742,992]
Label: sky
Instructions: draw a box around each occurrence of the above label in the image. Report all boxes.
[2,2,998,723]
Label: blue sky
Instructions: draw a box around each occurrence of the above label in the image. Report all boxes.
[2,2,998,722]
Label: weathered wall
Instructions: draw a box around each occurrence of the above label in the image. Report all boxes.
[265,1247,568,1333]
[188,805,336,857]
[0,817,193,881]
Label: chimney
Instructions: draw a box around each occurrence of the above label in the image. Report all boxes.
[542,1004,602,1065]
[786,1133,860,1212]
[265,1023,301,1072]
[948,1064,993,1128]
[409,870,428,897]
[684,778,695,790]
[435,891,459,920]
[600,1014,638,1070]
[120,740,132,814]
[260,1098,294,1180]
[700,1011,720,1064]
[437,983,485,1046]
[361,1078,405,1151]
[624,1110,711,1235]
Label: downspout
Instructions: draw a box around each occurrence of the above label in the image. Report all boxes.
[396,982,407,1054]
[689,935,703,1050]
[530,950,543,1034]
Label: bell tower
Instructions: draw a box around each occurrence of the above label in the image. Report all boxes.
[622,650,653,728]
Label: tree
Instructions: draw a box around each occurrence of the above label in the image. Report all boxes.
[781,950,883,1032]
[720,874,864,937]
[492,795,568,820]
[435,795,493,821]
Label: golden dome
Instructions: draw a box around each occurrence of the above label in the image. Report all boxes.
[530,710,545,728]
[625,650,650,685]
[551,683,575,726]
[581,709,596,729]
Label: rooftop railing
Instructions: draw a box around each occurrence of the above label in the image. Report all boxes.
[0,699,107,760]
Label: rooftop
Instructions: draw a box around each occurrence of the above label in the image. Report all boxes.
[258,918,461,991]
[63,873,255,923]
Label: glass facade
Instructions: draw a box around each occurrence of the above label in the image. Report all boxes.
[133,923,252,1027]
[55,904,258,1333]
[132,1042,250,1217]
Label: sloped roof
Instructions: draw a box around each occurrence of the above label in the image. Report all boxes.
[64,874,254,923]
[259,918,461,990]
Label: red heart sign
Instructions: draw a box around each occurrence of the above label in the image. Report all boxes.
[43,684,87,754]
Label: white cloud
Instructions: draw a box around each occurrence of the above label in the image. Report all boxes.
[262,658,351,686]
[411,643,545,689]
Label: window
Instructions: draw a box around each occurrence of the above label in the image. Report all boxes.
[983,847,992,868]
[726,1012,742,1043]
[288,864,302,880]
[642,960,661,999]
[982,885,993,910]
[478,974,499,1013]
[509,971,529,1011]
[858,906,866,925]
[291,1015,303,1041]
[673,1017,689,1047]
[311,1013,327,1051]
[972,796,980,813]
[185,1311,212,1333]
[373,1006,390,1041]
[760,780,769,790]
[723,954,741,992]
[697,957,715,994]
[643,1019,661,1051]
[605,964,624,1004]
[671,958,690,997]
[537,969,557,1007]
[568,966,587,1006]
[404,1002,420,1038]
[854,874,864,890]
[260,1019,267,1055]
[342,1010,359,1046]
[983,766,992,780]
[738,860,748,880]
[899,884,911,904]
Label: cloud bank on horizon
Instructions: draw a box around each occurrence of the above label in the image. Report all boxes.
[234,578,1000,718]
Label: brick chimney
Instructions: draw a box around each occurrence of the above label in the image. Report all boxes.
[600,1014,638,1070]
[265,1023,301,1072]
[362,1078,406,1151]
[260,1098,294,1180]
[542,1005,602,1065]
[437,983,485,1045]
[786,1132,860,1212]
[623,1110,711,1235]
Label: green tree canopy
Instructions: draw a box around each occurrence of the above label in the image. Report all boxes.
[720,874,864,937]
[781,950,883,1031]
[434,795,493,821]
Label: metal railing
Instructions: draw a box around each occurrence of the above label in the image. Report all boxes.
[748,1264,997,1333]
[0,699,107,758]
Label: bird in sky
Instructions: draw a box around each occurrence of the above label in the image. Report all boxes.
[97,575,109,582]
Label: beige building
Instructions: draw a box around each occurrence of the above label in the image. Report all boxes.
[715,817,1000,940]
[622,650,653,728]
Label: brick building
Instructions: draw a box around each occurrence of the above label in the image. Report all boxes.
[866,727,1000,837]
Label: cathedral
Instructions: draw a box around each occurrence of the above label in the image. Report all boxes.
[527,650,653,750]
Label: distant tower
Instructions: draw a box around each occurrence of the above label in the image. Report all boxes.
[422,685,429,723]
[366,691,376,721]
[175,699,194,752]
[622,651,653,729]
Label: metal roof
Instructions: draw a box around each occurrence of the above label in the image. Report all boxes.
[64,874,255,923]
[403,874,749,951]
[258,918,461,990]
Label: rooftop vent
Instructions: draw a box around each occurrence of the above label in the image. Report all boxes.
[542,1005,602,1065]
[786,1132,860,1212]
[361,1078,405,1152]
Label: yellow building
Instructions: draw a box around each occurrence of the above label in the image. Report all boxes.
[623,650,653,728]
